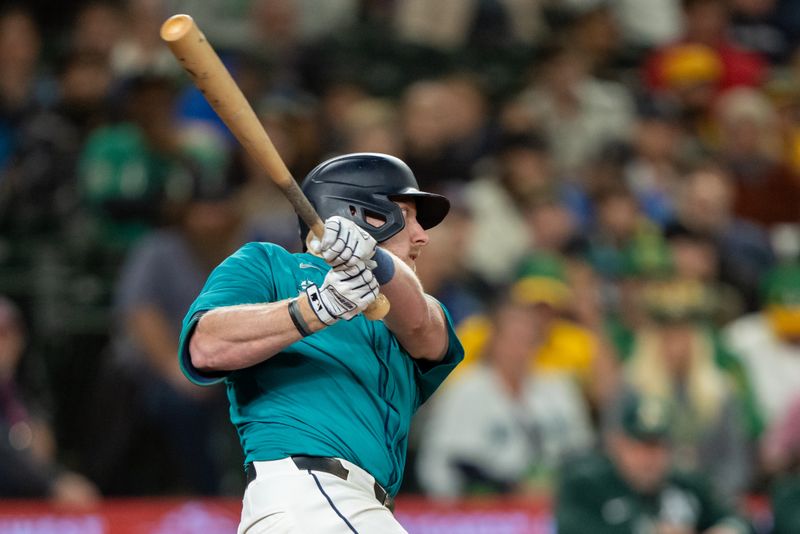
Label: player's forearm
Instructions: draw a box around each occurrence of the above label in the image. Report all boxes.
[380,251,448,361]
[189,297,324,371]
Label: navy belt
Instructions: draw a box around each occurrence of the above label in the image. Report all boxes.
[245,456,394,511]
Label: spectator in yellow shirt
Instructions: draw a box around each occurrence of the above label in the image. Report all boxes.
[455,254,618,407]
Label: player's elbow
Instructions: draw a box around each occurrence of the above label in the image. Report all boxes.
[389,306,448,360]
[402,324,449,361]
[189,331,225,371]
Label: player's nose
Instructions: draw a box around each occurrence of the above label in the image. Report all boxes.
[410,218,429,246]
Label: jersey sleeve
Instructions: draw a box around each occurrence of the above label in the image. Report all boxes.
[412,298,465,407]
[178,242,280,386]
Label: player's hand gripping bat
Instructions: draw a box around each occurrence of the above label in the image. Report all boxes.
[160,14,390,320]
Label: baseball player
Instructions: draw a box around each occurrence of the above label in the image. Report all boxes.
[178,153,464,533]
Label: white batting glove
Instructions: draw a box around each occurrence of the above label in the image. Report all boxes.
[308,216,377,270]
[305,261,379,325]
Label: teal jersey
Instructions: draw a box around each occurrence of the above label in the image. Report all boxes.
[178,242,464,496]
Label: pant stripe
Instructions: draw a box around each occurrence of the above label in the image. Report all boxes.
[308,471,359,533]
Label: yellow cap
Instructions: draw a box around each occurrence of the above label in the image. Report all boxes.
[661,44,723,88]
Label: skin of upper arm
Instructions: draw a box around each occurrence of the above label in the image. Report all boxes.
[384,290,449,361]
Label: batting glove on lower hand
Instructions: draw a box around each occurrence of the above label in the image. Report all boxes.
[307,216,378,270]
[305,260,379,325]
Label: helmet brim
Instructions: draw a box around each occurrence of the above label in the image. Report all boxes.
[390,188,451,230]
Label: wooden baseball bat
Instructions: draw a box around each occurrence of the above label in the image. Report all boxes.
[160,14,389,320]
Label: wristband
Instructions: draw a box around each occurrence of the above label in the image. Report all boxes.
[372,248,396,284]
[288,298,314,337]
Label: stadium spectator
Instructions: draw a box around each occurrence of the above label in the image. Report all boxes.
[401,78,481,188]
[772,473,800,534]
[763,65,800,177]
[109,0,178,77]
[622,97,685,226]
[0,296,100,506]
[87,171,242,495]
[457,255,617,407]
[584,184,670,282]
[560,1,629,80]
[0,6,46,172]
[623,278,756,499]
[339,97,403,156]
[417,288,593,499]
[464,131,553,285]
[394,0,547,51]
[672,163,775,311]
[518,43,635,174]
[650,43,725,143]
[439,73,495,182]
[1,50,113,239]
[724,263,800,474]
[69,1,124,59]
[762,395,800,477]
[77,72,188,254]
[557,390,750,534]
[729,0,790,63]
[714,87,800,228]
[525,194,582,257]
[645,0,767,92]
[612,0,683,49]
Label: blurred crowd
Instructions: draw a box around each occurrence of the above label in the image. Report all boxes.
[1,0,800,531]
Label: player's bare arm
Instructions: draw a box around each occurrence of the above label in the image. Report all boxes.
[304,204,449,361]
[190,259,378,372]
[189,296,322,372]
[380,252,449,362]
[372,201,449,361]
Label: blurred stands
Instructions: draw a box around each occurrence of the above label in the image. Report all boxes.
[0,0,799,531]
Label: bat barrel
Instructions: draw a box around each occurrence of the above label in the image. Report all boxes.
[159,14,323,237]
[160,14,388,320]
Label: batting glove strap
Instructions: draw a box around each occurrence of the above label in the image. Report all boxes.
[305,284,341,326]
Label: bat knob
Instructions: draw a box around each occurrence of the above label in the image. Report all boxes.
[364,294,390,321]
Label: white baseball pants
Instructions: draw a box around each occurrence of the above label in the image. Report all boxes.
[238,457,408,533]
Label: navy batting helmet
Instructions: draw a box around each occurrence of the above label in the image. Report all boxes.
[299,153,450,244]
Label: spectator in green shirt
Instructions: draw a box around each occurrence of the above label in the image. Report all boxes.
[772,474,800,534]
[556,390,750,534]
